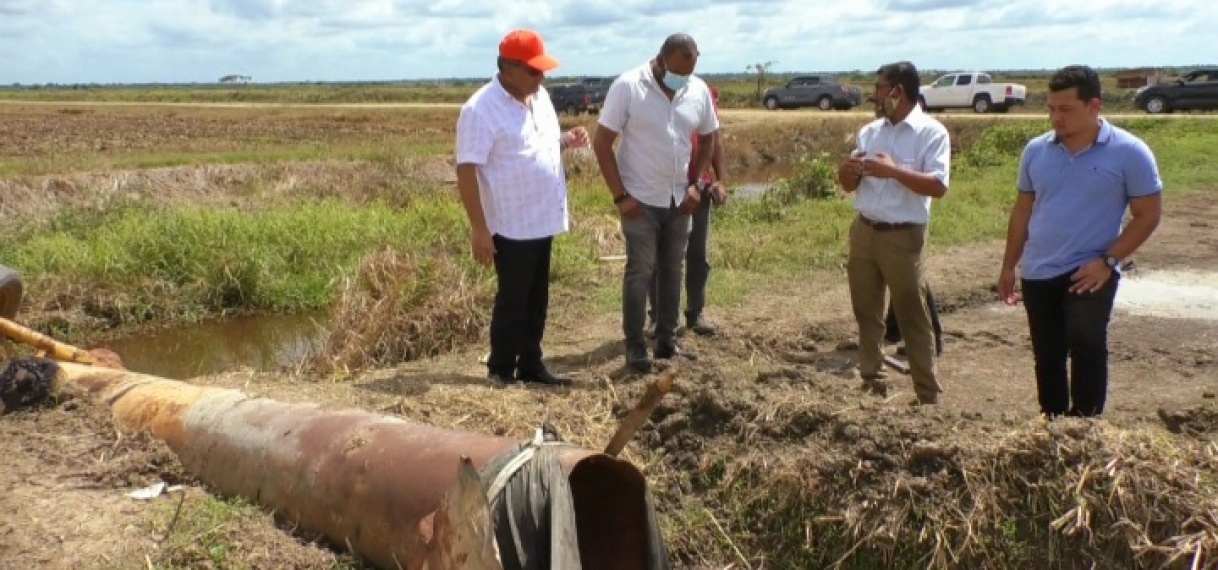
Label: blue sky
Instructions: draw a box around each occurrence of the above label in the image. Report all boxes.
[0,0,1210,84]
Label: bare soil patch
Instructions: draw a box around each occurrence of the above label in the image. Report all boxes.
[2,192,1213,568]
[1,104,1215,568]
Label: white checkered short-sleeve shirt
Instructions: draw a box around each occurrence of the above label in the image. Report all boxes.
[455,77,568,240]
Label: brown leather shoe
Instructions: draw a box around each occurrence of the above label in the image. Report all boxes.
[860,378,889,397]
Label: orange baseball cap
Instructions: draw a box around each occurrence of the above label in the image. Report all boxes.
[499,30,559,72]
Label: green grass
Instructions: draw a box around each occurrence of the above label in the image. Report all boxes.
[2,118,1214,337]
[10,117,1210,568]
[147,494,364,570]
[4,195,469,325]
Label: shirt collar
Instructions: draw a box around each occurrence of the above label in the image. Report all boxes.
[492,75,534,107]
[640,62,665,95]
[1050,118,1113,145]
[881,103,930,130]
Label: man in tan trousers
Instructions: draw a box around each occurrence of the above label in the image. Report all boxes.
[836,60,951,405]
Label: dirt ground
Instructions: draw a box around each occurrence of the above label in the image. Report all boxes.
[2,189,1214,568]
[1,104,1215,568]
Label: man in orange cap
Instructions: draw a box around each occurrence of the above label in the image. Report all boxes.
[456,29,589,387]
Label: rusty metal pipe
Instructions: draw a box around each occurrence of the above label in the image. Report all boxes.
[51,362,656,570]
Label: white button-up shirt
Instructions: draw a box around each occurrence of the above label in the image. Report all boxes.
[455,77,568,240]
[851,106,951,224]
[598,64,720,209]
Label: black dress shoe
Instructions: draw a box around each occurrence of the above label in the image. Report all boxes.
[655,341,697,360]
[626,344,652,374]
[686,314,717,336]
[517,369,573,387]
[487,372,520,386]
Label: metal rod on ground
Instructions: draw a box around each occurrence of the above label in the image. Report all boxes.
[0,317,98,365]
[605,371,676,457]
[883,354,910,375]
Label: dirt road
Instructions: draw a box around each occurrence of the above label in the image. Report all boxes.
[3,98,1214,122]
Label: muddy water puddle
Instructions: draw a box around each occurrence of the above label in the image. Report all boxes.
[100,312,328,380]
[92,167,788,380]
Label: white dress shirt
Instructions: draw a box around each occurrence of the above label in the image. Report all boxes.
[455,77,568,240]
[597,63,720,209]
[851,106,951,224]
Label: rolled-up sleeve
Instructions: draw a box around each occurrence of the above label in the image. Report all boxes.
[696,86,719,135]
[923,127,951,190]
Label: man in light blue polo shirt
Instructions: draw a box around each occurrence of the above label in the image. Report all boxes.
[998,65,1162,418]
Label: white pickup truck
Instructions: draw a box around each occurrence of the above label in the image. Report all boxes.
[918,72,1027,113]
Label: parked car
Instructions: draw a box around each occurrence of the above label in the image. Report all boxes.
[918,72,1027,113]
[578,76,613,91]
[1134,69,1218,114]
[761,75,862,111]
[548,83,602,115]
[548,79,609,115]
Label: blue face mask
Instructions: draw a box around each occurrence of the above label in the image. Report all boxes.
[662,70,689,92]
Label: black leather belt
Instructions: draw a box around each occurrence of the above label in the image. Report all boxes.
[858,215,920,231]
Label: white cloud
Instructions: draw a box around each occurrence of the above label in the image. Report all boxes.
[0,0,1211,84]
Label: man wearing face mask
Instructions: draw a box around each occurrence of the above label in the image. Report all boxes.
[456,29,590,387]
[593,34,722,374]
[837,61,951,405]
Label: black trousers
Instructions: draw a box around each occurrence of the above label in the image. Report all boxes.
[1021,269,1119,417]
[884,286,943,352]
[488,235,553,378]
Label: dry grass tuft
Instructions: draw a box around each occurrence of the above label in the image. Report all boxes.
[664,400,1218,569]
[305,248,491,378]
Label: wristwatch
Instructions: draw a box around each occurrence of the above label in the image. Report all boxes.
[1102,254,1120,269]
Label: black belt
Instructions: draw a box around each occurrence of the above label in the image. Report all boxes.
[858,215,921,231]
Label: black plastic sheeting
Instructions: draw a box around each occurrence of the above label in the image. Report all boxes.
[480,426,670,570]
[0,357,59,413]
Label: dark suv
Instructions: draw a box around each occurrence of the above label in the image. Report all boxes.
[1134,69,1218,114]
[548,77,611,115]
[761,75,863,111]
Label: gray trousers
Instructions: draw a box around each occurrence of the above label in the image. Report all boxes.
[622,204,691,348]
[649,184,712,324]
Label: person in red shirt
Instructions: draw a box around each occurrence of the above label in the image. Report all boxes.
[649,86,727,337]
